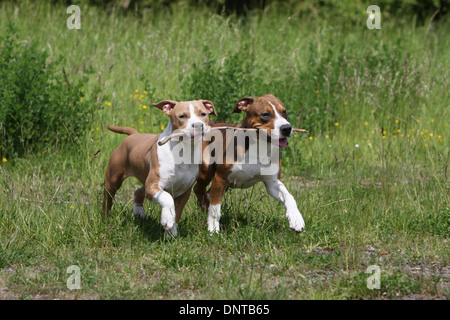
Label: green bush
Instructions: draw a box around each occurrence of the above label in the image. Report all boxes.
[179,46,335,130]
[0,27,90,159]
[180,47,262,122]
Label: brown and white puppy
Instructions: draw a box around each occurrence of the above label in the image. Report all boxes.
[194,94,305,233]
[103,99,216,237]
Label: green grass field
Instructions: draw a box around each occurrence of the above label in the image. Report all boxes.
[0,1,449,300]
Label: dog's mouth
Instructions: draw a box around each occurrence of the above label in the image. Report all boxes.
[186,125,211,141]
[279,137,288,148]
[257,130,289,148]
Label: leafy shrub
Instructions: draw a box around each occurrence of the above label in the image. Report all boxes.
[0,27,90,159]
[180,47,262,122]
[82,0,448,23]
[179,46,333,130]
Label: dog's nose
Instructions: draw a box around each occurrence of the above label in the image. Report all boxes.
[191,122,204,134]
[280,124,292,137]
[192,122,204,129]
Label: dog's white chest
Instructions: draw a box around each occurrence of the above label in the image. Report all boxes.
[157,137,199,198]
[227,163,268,188]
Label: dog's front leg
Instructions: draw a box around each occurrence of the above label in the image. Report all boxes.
[207,175,229,233]
[264,179,305,232]
[157,191,176,232]
[147,183,176,233]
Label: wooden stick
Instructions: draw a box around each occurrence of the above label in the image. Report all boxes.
[158,131,187,146]
[293,128,309,134]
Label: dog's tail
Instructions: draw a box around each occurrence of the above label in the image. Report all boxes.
[107,125,139,135]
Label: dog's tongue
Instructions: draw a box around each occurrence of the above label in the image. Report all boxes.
[279,138,288,148]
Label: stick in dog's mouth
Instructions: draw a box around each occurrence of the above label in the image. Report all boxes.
[157,126,309,146]
[158,126,213,146]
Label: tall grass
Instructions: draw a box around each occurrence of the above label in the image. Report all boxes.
[0,1,448,299]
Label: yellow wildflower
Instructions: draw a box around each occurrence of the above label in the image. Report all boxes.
[335,122,339,126]
[2,157,7,163]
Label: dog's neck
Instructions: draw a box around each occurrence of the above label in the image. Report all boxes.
[160,120,202,162]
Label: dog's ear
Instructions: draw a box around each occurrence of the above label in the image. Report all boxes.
[201,100,218,117]
[152,100,177,115]
[232,97,254,113]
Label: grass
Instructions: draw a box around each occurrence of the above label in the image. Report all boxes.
[0,1,449,299]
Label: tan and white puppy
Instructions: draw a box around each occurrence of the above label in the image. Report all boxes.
[103,99,216,237]
[194,94,305,233]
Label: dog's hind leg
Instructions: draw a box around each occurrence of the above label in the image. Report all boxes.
[133,186,146,218]
[102,151,127,217]
[194,162,215,211]
[103,172,125,217]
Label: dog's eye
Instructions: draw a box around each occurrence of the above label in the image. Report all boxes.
[179,115,187,119]
[200,112,207,117]
[282,110,287,117]
[261,112,271,118]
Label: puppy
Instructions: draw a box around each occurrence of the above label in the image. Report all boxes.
[194,94,305,233]
[103,99,216,236]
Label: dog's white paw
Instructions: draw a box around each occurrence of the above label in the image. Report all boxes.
[207,204,221,234]
[165,223,178,239]
[133,204,146,219]
[286,209,305,232]
[161,207,175,231]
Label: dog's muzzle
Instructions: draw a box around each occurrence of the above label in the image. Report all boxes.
[280,124,293,137]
